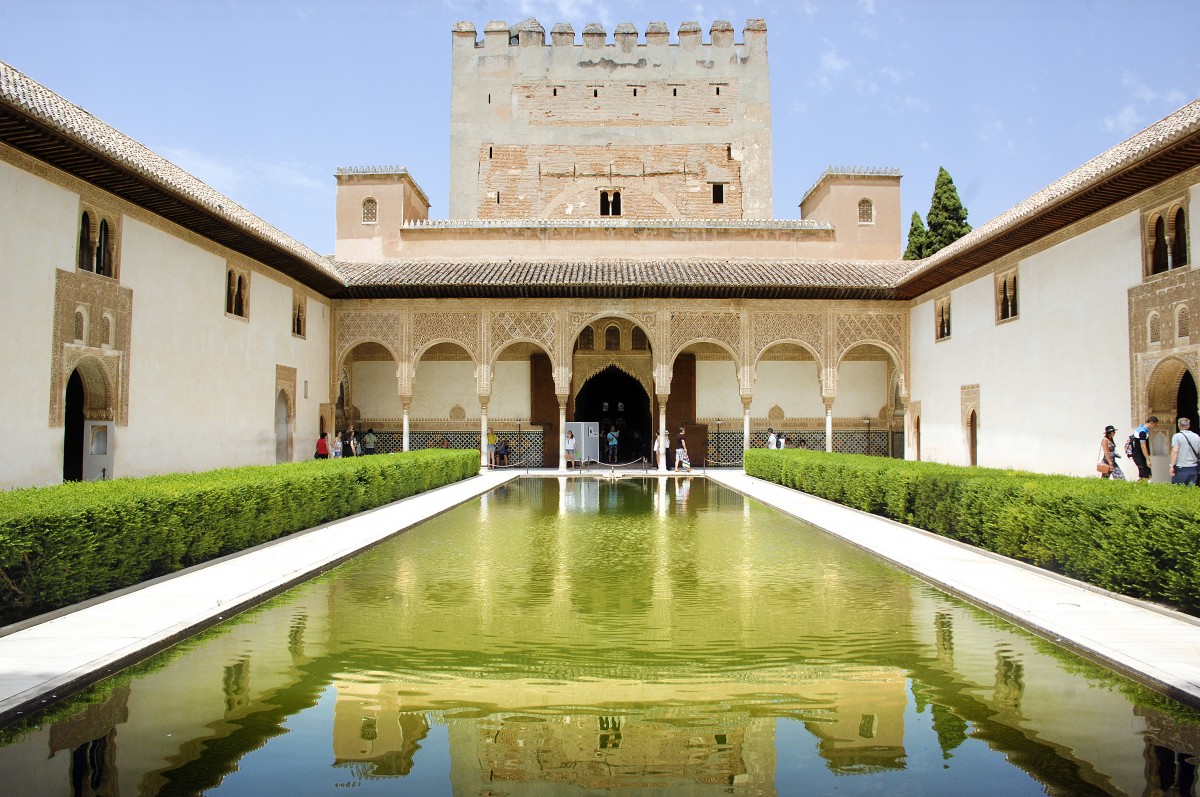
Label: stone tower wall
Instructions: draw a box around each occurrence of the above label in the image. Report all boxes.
[450,19,772,220]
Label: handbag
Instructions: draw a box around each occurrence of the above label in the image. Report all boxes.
[1096,461,1112,474]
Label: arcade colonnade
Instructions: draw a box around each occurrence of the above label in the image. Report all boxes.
[331,299,909,469]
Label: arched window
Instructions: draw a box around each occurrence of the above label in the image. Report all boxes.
[997,270,1018,321]
[293,300,305,336]
[858,198,874,224]
[611,191,622,216]
[77,212,93,272]
[935,298,951,340]
[1174,207,1188,268]
[1177,306,1190,339]
[234,275,246,317]
[73,310,85,343]
[605,325,620,351]
[1149,312,1161,344]
[600,191,610,216]
[1152,216,1169,274]
[226,270,236,314]
[95,219,110,277]
[100,315,112,348]
[578,326,594,350]
[362,198,377,223]
[631,326,648,350]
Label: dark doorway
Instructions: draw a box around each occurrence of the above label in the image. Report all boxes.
[63,369,85,482]
[1179,370,1198,433]
[574,366,651,462]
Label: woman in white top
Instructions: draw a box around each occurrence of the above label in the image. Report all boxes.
[564,430,577,469]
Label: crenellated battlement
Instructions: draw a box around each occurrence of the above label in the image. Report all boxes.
[452,18,766,50]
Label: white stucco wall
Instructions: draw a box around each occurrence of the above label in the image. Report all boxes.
[697,359,886,420]
[116,218,331,477]
[0,161,79,487]
[357,360,531,420]
[909,212,1143,476]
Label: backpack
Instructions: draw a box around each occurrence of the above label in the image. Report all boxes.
[1124,436,1135,458]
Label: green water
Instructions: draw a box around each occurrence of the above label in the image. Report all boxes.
[1,477,1198,796]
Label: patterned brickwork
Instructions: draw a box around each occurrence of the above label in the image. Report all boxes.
[51,268,132,426]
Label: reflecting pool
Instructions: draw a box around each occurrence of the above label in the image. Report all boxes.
[1,477,1198,796]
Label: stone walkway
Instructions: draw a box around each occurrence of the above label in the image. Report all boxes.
[2,467,1198,728]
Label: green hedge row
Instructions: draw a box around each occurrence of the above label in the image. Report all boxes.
[744,449,1200,613]
[0,450,479,624]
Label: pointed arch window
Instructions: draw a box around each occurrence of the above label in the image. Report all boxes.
[996,269,1018,322]
[1174,207,1188,268]
[578,326,595,350]
[95,219,111,277]
[1148,312,1161,344]
[77,212,94,272]
[1152,216,1169,274]
[605,325,621,351]
[1178,306,1191,339]
[362,197,378,224]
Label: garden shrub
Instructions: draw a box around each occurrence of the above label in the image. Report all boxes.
[744,449,1200,613]
[0,449,479,624]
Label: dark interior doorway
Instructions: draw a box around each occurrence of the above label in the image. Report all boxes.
[574,366,651,462]
[1179,370,1198,433]
[63,369,85,482]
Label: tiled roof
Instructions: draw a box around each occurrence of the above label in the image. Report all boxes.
[335,258,913,299]
[0,59,345,291]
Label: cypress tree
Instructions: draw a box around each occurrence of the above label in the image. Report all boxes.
[903,211,928,260]
[924,166,971,256]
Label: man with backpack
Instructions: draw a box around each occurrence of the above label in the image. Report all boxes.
[1127,416,1158,481]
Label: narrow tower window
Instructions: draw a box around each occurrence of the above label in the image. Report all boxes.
[361,197,377,223]
[1174,207,1188,268]
[712,184,724,204]
[611,191,622,216]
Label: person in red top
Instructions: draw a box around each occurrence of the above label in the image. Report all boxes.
[315,432,330,459]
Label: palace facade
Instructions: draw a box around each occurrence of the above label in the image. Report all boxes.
[1,18,1197,488]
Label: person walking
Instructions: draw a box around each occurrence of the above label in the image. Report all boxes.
[1097,424,1124,480]
[1127,416,1158,481]
[362,428,377,455]
[674,426,692,472]
[1169,417,1200,485]
[332,431,343,459]
[315,432,330,459]
[766,427,777,449]
[344,429,358,457]
[606,426,619,463]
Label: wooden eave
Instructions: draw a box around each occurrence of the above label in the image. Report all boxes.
[0,104,345,296]
[894,130,1200,300]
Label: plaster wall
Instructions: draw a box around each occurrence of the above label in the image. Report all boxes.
[696,360,886,419]
[832,361,890,418]
[909,212,1142,476]
[0,161,78,487]
[116,218,330,477]
[357,360,531,420]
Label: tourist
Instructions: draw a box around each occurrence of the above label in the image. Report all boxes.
[766,427,777,449]
[606,426,619,463]
[1169,417,1200,486]
[487,430,497,468]
[344,428,357,457]
[565,430,577,469]
[333,431,343,458]
[362,428,377,455]
[675,426,691,472]
[1097,425,1123,480]
[778,433,787,449]
[315,432,329,459]
[1128,416,1158,481]
[496,438,510,467]
[654,429,668,468]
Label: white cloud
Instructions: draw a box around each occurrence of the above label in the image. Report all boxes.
[858,0,877,13]
[1103,104,1144,135]
[1104,73,1190,135]
[798,1,819,17]
[158,146,324,205]
[820,45,848,74]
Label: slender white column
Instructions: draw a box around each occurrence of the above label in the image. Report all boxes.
[558,398,568,471]
[825,400,834,453]
[401,399,411,452]
[657,396,669,473]
[742,399,752,456]
[480,399,489,470]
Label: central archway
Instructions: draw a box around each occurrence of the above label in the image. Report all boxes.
[574,366,652,462]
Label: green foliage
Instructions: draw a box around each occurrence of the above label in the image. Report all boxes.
[903,211,928,260]
[744,449,1200,613]
[924,166,972,255]
[0,450,479,624]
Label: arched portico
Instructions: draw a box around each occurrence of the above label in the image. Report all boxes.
[832,342,903,456]
[62,355,115,482]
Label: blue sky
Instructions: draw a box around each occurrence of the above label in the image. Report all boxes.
[2,1,1197,255]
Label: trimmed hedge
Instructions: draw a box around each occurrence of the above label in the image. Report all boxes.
[0,449,479,624]
[744,449,1200,613]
